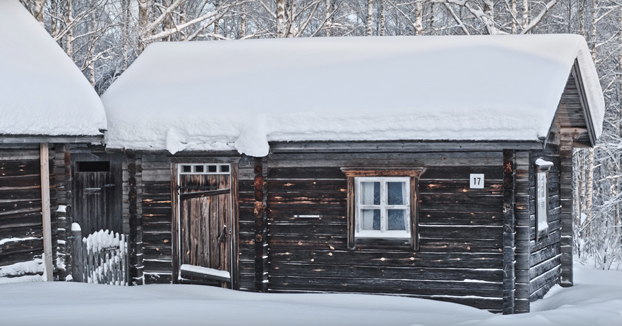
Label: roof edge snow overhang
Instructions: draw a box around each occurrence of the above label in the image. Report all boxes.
[0,134,104,145]
[268,140,545,154]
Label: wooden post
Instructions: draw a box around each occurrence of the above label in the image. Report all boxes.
[502,149,516,314]
[71,225,84,282]
[40,143,54,281]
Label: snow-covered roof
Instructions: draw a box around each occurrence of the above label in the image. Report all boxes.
[0,1,106,137]
[102,34,604,157]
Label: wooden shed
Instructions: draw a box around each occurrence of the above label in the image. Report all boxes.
[0,1,107,283]
[101,35,605,314]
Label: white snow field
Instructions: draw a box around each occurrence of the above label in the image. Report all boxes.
[102,34,604,157]
[0,0,106,136]
[0,264,619,326]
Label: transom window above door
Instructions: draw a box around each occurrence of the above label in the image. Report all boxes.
[356,177,410,239]
[180,164,230,175]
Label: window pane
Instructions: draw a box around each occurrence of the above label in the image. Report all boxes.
[361,209,381,230]
[361,182,380,205]
[388,182,406,205]
[388,210,406,230]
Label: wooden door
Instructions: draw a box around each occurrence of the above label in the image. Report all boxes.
[74,161,121,235]
[178,164,232,284]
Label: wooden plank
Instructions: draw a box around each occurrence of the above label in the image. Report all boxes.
[268,276,503,297]
[39,143,53,281]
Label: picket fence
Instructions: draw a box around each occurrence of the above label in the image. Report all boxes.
[73,227,127,285]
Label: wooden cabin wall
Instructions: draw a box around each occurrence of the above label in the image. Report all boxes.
[526,124,564,307]
[0,144,58,281]
[53,144,71,281]
[260,151,506,312]
[125,152,144,285]
[137,155,173,284]
[237,157,263,291]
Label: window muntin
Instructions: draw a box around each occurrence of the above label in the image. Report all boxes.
[179,164,230,175]
[355,177,410,238]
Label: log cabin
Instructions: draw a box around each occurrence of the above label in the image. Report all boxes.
[0,1,107,283]
[100,34,605,314]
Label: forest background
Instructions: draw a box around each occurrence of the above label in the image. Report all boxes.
[18,0,622,270]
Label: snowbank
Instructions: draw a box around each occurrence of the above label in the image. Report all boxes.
[0,264,619,325]
[0,0,106,136]
[102,34,604,157]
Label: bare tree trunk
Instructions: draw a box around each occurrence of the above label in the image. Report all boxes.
[122,0,129,70]
[65,0,73,58]
[366,0,373,36]
[33,0,45,25]
[287,0,295,38]
[138,0,150,51]
[325,0,331,36]
[579,0,584,36]
[277,0,285,37]
[511,0,517,33]
[214,0,221,37]
[241,2,247,38]
[380,0,385,36]
[588,0,598,58]
[414,0,423,35]
[522,0,529,30]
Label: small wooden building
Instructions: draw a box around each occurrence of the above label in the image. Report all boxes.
[0,1,107,282]
[101,35,605,314]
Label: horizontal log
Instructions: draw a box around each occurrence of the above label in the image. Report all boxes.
[529,255,561,281]
[270,263,504,282]
[268,276,502,297]
[419,211,503,226]
[268,167,345,179]
[267,180,347,193]
[420,225,503,241]
[530,245,561,267]
[143,259,173,272]
[270,249,503,268]
[268,224,347,236]
[0,174,40,187]
[0,188,42,201]
[418,239,502,252]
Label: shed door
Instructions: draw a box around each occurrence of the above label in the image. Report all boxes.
[74,161,121,235]
[178,164,232,285]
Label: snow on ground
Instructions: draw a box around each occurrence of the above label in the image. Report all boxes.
[102,34,604,157]
[0,263,620,326]
[0,0,106,136]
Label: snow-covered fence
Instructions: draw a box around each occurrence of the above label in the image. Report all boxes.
[72,225,127,285]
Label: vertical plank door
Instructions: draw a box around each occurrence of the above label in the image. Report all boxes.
[179,165,231,285]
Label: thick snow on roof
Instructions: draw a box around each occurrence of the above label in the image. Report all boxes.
[102,34,604,157]
[0,1,106,136]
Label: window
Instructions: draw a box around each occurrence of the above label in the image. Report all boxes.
[356,177,410,238]
[179,164,230,175]
[535,158,553,239]
[342,168,424,250]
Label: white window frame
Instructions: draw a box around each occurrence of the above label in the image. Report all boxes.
[355,177,411,239]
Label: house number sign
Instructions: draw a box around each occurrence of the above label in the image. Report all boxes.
[470,174,484,189]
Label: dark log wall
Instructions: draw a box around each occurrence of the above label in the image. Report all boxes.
[237,159,256,290]
[0,144,58,281]
[53,144,71,281]
[140,155,173,284]
[513,122,564,313]
[125,152,144,285]
[261,151,506,312]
